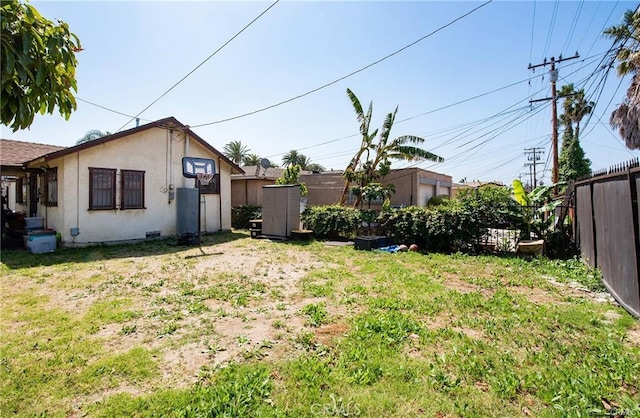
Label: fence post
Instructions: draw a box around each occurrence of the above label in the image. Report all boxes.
[589,177,598,268]
[628,167,640,305]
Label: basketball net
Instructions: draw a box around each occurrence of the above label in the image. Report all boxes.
[197,173,213,186]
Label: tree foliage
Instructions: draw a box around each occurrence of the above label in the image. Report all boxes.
[242,153,261,166]
[558,84,591,180]
[275,164,307,196]
[223,140,250,165]
[305,162,325,173]
[1,0,82,131]
[76,129,110,145]
[604,9,640,149]
[282,150,306,168]
[340,89,443,207]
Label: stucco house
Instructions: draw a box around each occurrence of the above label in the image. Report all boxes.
[1,139,65,214]
[231,165,286,207]
[1,117,243,245]
[301,167,453,208]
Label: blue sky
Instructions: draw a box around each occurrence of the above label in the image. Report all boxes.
[4,0,638,185]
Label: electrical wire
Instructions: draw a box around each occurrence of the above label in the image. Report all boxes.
[115,0,281,132]
[77,97,152,121]
[542,0,560,59]
[190,0,493,128]
[529,0,537,65]
[561,0,584,54]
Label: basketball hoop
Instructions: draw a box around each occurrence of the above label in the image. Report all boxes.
[197,173,214,185]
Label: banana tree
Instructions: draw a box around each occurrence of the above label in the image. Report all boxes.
[512,179,565,239]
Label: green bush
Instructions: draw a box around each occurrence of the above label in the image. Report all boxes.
[378,205,480,252]
[301,205,361,239]
[231,205,261,229]
[457,186,524,229]
[378,190,527,253]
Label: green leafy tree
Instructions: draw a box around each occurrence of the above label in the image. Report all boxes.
[1,0,82,131]
[242,153,261,166]
[340,89,444,207]
[223,140,250,165]
[76,129,110,145]
[559,137,591,181]
[358,182,395,209]
[605,9,640,149]
[275,164,307,196]
[558,84,591,181]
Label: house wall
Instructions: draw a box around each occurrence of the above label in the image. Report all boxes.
[36,128,232,244]
[231,178,274,207]
[300,169,452,208]
[301,172,344,206]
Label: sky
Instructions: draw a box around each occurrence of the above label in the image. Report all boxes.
[3,0,639,186]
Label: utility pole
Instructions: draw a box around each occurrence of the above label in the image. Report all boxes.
[519,171,532,191]
[524,147,545,188]
[528,53,579,185]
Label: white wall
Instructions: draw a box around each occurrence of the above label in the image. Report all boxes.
[41,127,232,244]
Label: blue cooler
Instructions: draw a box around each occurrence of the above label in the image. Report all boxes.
[26,234,57,254]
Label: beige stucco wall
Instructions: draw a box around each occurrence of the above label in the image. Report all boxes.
[300,168,452,208]
[231,178,278,207]
[31,128,232,245]
[301,172,344,206]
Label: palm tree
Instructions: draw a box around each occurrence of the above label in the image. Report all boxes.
[560,84,594,144]
[223,140,250,165]
[282,150,309,168]
[305,162,325,172]
[605,9,640,149]
[558,84,592,181]
[76,129,110,145]
[340,89,444,207]
[242,153,261,166]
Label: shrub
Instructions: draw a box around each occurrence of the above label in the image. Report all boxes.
[301,205,361,239]
[457,185,524,229]
[231,205,261,229]
[378,205,479,252]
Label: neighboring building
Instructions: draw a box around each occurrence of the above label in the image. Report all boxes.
[451,181,505,198]
[230,165,313,207]
[2,117,243,245]
[300,167,453,208]
[231,165,286,207]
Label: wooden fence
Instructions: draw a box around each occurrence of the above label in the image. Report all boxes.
[575,158,640,318]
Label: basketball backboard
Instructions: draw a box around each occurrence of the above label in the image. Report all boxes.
[182,157,216,179]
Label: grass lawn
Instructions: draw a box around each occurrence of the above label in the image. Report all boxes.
[1,231,639,417]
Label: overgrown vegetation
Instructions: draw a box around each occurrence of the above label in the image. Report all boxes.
[301,205,362,239]
[1,233,637,417]
[231,204,261,229]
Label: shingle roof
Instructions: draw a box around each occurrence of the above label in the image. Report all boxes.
[232,165,312,180]
[0,139,66,167]
[233,165,285,179]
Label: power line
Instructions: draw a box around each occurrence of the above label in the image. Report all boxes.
[575,1,602,54]
[542,0,560,59]
[561,0,584,54]
[264,51,605,163]
[115,0,281,132]
[190,0,493,128]
[77,97,151,121]
[529,0,537,65]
